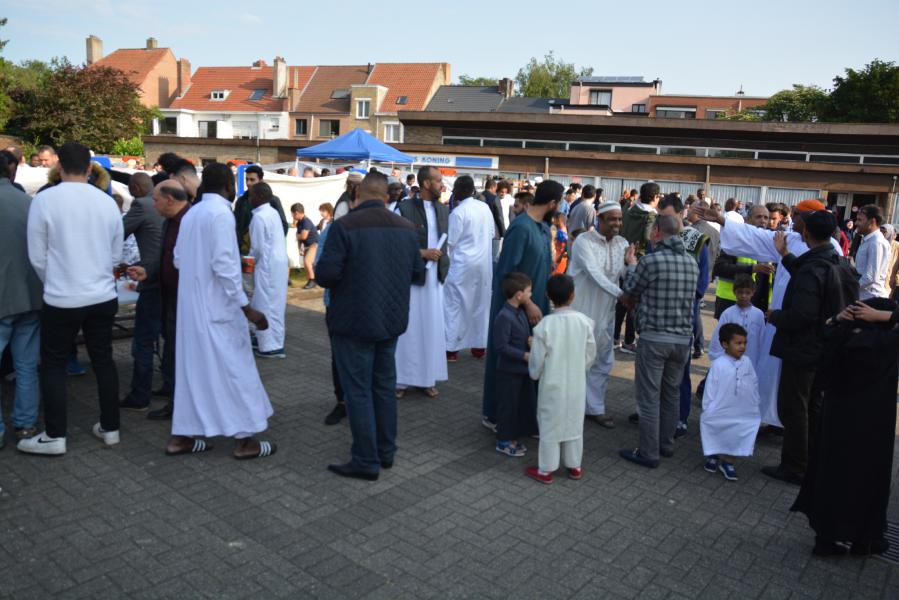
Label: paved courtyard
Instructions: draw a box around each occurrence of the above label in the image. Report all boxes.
[2,295,898,599]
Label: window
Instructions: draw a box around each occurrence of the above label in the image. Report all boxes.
[589,90,612,105]
[330,89,350,99]
[708,148,754,159]
[232,121,257,139]
[442,137,481,146]
[631,104,646,113]
[198,120,217,138]
[656,107,696,119]
[705,109,726,120]
[295,119,308,136]
[568,142,612,152]
[749,110,767,118]
[524,141,566,150]
[319,119,340,137]
[757,151,806,161]
[270,119,280,131]
[160,117,177,134]
[614,145,657,154]
[396,96,408,105]
[356,99,371,119]
[660,146,701,156]
[210,90,227,101]
[384,123,402,143]
[248,89,266,101]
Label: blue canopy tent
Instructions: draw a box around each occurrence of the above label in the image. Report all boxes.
[295,128,414,164]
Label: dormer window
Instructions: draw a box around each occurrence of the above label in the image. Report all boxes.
[210,90,229,101]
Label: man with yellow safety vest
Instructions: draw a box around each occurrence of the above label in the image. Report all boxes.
[713,205,775,317]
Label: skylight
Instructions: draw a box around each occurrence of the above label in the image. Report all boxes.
[248,89,266,101]
[396,96,408,105]
[330,89,350,100]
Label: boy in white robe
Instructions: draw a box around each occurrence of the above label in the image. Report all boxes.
[701,323,761,481]
[527,274,596,484]
[708,275,765,370]
[248,183,289,358]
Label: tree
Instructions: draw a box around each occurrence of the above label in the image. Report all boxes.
[515,52,593,99]
[720,109,763,122]
[458,75,498,86]
[822,59,899,123]
[9,58,148,153]
[761,84,829,122]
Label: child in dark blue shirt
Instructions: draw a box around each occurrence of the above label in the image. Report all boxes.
[492,272,538,457]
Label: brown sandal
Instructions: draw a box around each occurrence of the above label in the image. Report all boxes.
[423,387,439,398]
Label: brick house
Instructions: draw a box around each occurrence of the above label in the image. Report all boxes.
[86,35,188,108]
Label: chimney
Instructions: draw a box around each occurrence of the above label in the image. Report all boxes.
[177,58,191,97]
[497,77,514,98]
[86,35,103,65]
[146,37,158,49]
[252,59,267,68]
[273,56,288,98]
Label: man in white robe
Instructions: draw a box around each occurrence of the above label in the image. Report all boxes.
[444,176,495,361]
[697,200,842,428]
[395,166,449,397]
[568,202,633,428]
[169,163,276,459]
[248,183,289,358]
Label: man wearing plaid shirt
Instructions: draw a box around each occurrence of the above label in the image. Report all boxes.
[617,215,699,468]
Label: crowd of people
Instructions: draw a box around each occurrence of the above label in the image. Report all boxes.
[0,142,897,558]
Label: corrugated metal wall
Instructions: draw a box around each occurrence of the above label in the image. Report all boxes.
[764,187,822,206]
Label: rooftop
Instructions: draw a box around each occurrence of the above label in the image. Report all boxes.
[169,66,316,112]
[366,63,447,112]
[91,47,173,87]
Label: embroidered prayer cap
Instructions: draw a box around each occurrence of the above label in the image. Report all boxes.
[794,199,826,213]
[597,201,622,215]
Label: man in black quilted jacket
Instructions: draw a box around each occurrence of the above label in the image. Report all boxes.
[316,172,425,481]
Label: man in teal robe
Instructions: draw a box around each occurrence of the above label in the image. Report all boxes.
[482,180,564,429]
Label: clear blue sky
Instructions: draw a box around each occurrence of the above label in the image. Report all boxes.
[3,0,898,96]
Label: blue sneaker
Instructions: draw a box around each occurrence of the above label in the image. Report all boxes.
[67,355,86,376]
[718,461,738,481]
[704,457,719,473]
[495,440,526,457]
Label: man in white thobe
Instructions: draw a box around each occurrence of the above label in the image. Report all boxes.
[168,163,276,459]
[394,166,449,397]
[444,177,495,361]
[248,183,289,358]
[568,202,632,429]
[697,200,842,429]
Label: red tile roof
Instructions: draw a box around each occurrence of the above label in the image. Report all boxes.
[367,63,446,112]
[169,66,315,112]
[91,48,173,87]
[293,65,370,114]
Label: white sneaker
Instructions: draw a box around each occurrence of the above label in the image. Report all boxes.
[92,423,120,446]
[17,431,66,455]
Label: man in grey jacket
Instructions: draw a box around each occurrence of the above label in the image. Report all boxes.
[0,153,43,447]
[120,173,165,411]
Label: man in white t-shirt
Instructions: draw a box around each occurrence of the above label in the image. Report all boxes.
[19,142,124,456]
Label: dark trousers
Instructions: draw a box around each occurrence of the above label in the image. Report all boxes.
[159,292,177,396]
[331,335,398,473]
[41,299,119,437]
[614,301,635,345]
[494,370,538,441]
[777,360,820,478]
[330,344,344,403]
[128,288,162,405]
[692,298,704,352]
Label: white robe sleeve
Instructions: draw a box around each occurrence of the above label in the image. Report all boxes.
[447,209,462,257]
[211,211,250,309]
[720,220,803,263]
[528,323,547,381]
[570,236,622,298]
[702,359,727,412]
[249,213,264,261]
[584,319,597,371]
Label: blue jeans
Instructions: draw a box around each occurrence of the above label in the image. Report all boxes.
[331,335,398,473]
[0,311,40,435]
[128,288,162,405]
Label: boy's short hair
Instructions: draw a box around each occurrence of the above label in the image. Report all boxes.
[719,323,747,343]
[732,274,756,291]
[290,202,304,214]
[514,191,533,205]
[502,272,531,299]
[319,202,333,215]
[546,273,574,306]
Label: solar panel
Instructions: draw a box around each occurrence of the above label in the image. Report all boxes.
[248,89,266,101]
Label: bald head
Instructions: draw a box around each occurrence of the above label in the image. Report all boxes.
[153,180,188,218]
[128,172,154,198]
[356,172,389,207]
[748,205,769,229]
[170,161,200,200]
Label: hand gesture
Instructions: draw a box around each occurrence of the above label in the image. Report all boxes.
[752,263,775,275]
[421,248,443,262]
[773,231,789,257]
[524,301,543,326]
[243,306,269,330]
[693,203,724,226]
[624,244,637,266]
[847,300,892,323]
[126,266,148,282]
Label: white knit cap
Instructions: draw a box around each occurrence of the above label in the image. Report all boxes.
[597,201,621,214]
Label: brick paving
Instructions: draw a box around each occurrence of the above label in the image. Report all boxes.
[1,296,898,599]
